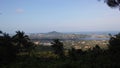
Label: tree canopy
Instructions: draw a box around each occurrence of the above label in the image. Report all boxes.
[51,39,64,57]
[109,33,120,54]
[101,0,120,9]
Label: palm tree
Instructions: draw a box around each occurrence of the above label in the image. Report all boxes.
[0,32,17,63]
[12,31,30,52]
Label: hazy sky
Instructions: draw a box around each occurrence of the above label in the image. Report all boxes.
[0,0,120,33]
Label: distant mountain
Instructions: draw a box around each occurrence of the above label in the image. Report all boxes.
[47,31,62,35]
[29,31,109,41]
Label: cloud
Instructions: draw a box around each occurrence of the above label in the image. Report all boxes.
[16,8,24,13]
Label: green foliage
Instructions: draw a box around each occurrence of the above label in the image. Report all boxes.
[0,32,18,64]
[92,45,102,57]
[0,55,113,68]
[68,48,84,60]
[12,31,31,52]
[0,30,35,64]
[108,33,120,63]
[109,33,120,53]
[1,30,120,68]
[51,39,64,58]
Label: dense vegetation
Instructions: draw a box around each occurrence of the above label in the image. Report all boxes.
[0,30,120,68]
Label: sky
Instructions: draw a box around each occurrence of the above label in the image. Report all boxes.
[0,0,120,33]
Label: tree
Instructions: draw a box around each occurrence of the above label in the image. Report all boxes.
[51,39,64,57]
[25,42,35,56]
[92,45,102,57]
[108,33,120,63]
[109,33,120,54]
[0,32,17,64]
[0,30,2,34]
[69,47,84,60]
[100,0,120,9]
[12,31,30,52]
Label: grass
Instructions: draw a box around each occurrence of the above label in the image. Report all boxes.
[0,57,113,68]
[0,45,119,68]
[0,50,115,68]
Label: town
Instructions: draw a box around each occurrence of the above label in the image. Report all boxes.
[31,31,109,51]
